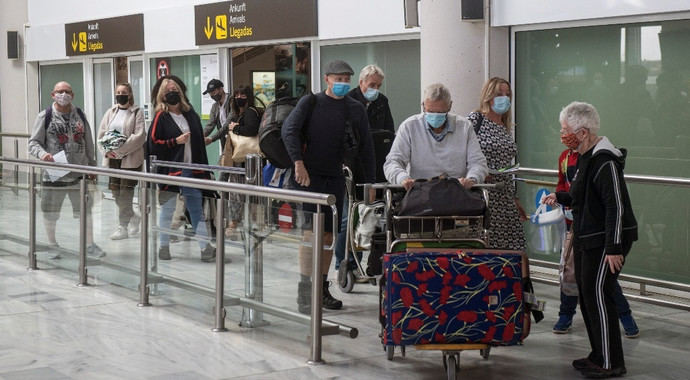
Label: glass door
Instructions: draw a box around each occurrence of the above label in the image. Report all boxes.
[127,56,145,111]
[93,59,114,167]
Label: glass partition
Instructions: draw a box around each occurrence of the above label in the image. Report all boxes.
[515,19,690,284]
[39,63,85,110]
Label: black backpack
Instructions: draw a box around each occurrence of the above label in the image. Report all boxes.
[258,94,316,169]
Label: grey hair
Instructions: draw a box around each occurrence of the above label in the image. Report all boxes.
[559,101,600,134]
[359,64,385,82]
[423,83,452,105]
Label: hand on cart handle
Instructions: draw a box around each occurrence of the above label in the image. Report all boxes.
[402,178,415,191]
[294,160,311,187]
[458,177,477,189]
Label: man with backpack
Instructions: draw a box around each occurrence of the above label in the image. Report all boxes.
[28,81,105,259]
[281,60,376,313]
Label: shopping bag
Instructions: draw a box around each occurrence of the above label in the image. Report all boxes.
[224,131,261,165]
[559,230,578,296]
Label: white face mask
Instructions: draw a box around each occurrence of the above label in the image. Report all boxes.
[54,92,73,107]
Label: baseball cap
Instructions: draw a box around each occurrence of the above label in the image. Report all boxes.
[324,60,354,76]
[203,79,224,95]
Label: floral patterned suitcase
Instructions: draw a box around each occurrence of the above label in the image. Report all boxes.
[381,250,530,347]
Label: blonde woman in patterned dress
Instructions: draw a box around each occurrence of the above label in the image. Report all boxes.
[467,77,527,250]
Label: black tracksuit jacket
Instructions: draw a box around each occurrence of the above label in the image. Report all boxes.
[555,137,638,255]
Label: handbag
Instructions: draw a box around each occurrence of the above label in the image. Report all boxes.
[530,202,565,225]
[559,230,578,296]
[223,131,261,165]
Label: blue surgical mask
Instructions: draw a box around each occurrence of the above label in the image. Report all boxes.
[332,82,351,97]
[363,87,379,101]
[491,95,511,114]
[425,112,447,129]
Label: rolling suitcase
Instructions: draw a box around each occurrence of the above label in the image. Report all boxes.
[381,250,532,347]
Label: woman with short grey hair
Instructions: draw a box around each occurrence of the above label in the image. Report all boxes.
[545,101,638,378]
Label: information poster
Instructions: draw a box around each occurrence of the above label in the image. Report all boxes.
[252,71,275,105]
[200,54,219,119]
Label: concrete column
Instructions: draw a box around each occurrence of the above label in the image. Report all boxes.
[419,0,509,115]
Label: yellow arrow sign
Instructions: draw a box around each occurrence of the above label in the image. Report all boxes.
[204,16,213,39]
[71,33,78,51]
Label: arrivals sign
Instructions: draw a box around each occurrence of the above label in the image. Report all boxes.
[194,0,317,45]
[65,14,144,56]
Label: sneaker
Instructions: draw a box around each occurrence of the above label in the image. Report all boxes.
[579,365,627,378]
[87,244,106,258]
[109,226,128,240]
[158,246,171,260]
[619,313,640,338]
[322,281,343,310]
[200,244,216,262]
[553,315,573,334]
[128,215,140,236]
[572,357,598,371]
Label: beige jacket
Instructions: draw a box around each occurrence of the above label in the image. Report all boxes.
[97,105,146,169]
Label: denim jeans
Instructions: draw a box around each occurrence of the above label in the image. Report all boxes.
[159,170,208,250]
[559,280,632,317]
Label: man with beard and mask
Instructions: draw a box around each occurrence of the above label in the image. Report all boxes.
[203,79,232,151]
[29,81,105,259]
[282,60,376,313]
[96,83,146,241]
[544,101,638,378]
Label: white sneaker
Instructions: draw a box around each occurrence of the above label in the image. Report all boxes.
[110,226,128,240]
[128,215,140,236]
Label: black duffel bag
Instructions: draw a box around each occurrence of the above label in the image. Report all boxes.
[395,175,486,234]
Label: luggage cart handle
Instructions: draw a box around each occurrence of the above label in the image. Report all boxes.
[327,204,338,251]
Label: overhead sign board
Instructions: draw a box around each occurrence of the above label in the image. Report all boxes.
[194,0,317,45]
[65,14,144,56]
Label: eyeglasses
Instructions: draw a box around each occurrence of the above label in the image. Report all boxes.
[54,90,73,95]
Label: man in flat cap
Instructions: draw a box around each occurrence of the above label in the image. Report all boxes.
[282,60,376,313]
[203,79,231,150]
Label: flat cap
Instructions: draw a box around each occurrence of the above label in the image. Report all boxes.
[203,79,224,95]
[324,60,354,75]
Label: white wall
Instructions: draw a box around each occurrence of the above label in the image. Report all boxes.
[0,0,32,159]
[492,0,690,27]
[318,0,419,40]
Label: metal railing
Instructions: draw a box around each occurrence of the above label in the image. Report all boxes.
[517,166,690,310]
[0,155,354,365]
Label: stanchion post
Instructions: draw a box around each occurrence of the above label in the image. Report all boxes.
[76,176,88,287]
[308,205,325,365]
[213,191,228,332]
[28,166,38,270]
[138,180,151,307]
[148,155,159,276]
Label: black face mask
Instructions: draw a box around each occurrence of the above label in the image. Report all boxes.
[165,91,181,106]
[211,93,223,103]
[235,97,247,107]
[115,94,129,106]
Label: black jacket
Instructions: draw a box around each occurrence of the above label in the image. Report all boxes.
[347,87,395,132]
[147,109,211,192]
[556,137,638,255]
[281,92,376,181]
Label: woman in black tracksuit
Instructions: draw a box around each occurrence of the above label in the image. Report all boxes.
[545,101,637,379]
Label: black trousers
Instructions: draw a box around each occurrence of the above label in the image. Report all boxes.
[574,241,632,370]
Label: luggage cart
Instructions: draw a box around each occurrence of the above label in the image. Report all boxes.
[337,168,384,293]
[380,183,501,380]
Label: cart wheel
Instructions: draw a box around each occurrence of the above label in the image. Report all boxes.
[386,345,394,361]
[337,262,355,293]
[446,354,459,380]
[480,347,491,360]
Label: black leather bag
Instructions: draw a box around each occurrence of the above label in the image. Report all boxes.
[398,176,485,217]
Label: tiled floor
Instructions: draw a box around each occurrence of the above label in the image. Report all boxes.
[1,186,689,379]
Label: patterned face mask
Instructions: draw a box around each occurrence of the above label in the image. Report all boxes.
[560,132,580,150]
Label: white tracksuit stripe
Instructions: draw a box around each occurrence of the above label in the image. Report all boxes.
[596,251,610,369]
[608,161,623,245]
